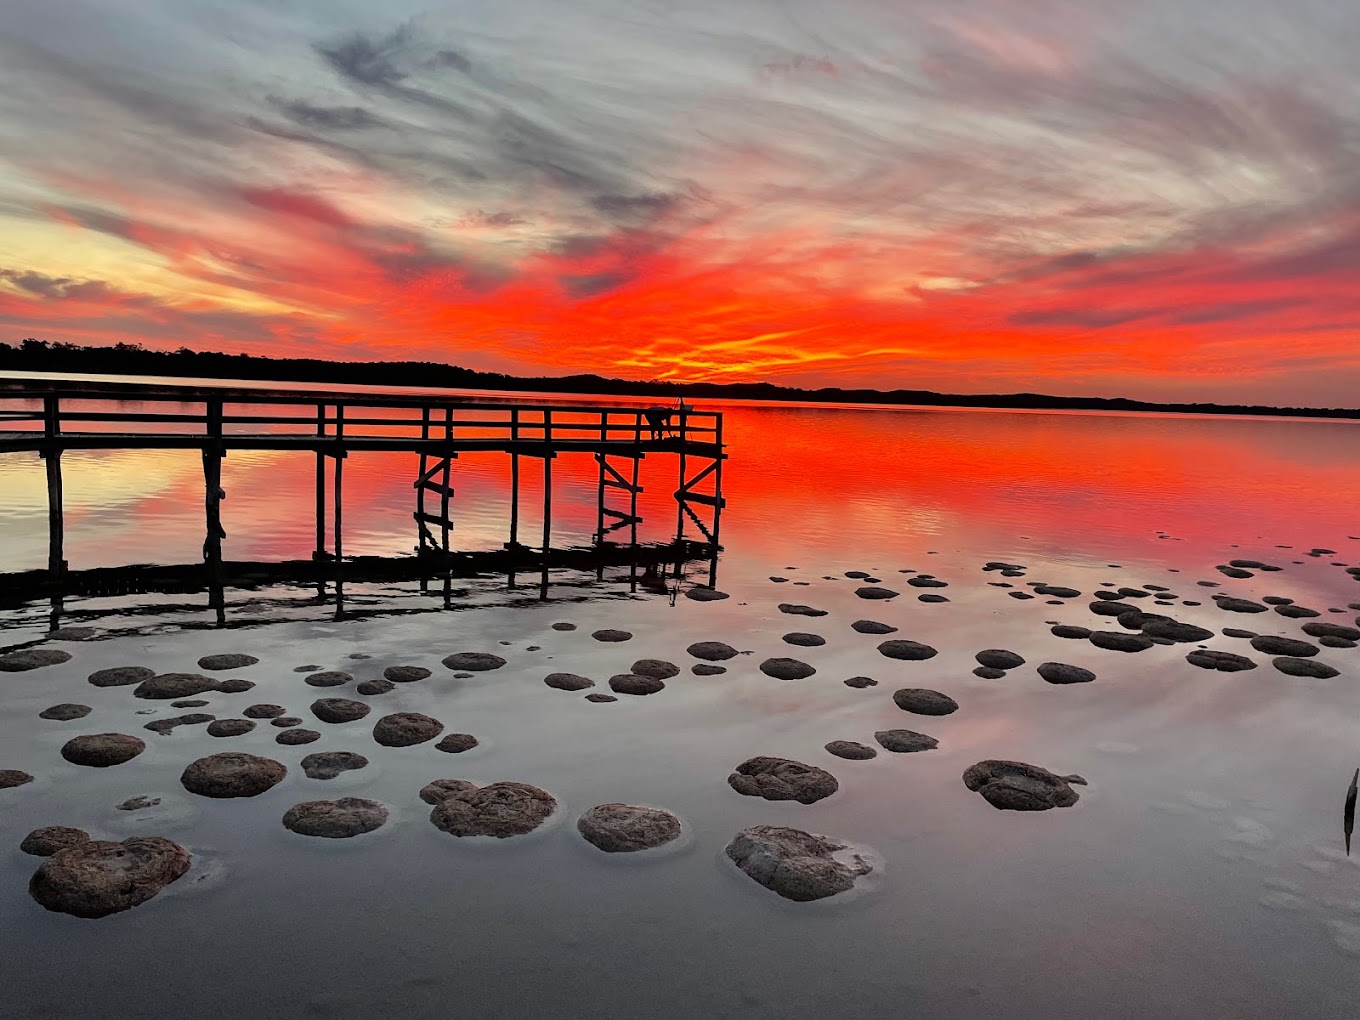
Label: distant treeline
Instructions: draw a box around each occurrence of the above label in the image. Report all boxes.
[3,338,1357,419]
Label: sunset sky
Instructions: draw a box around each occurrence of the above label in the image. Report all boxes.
[1,0,1357,403]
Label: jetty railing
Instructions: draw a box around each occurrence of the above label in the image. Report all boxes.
[0,379,726,621]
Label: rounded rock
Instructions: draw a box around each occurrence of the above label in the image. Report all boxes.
[973,666,1005,679]
[1037,662,1096,685]
[372,712,444,747]
[545,672,594,691]
[39,704,92,721]
[271,715,303,728]
[692,663,727,676]
[855,586,898,600]
[429,781,557,838]
[844,676,878,688]
[244,704,287,719]
[436,733,479,753]
[687,641,738,661]
[551,622,577,631]
[197,654,258,671]
[1250,635,1319,657]
[357,678,396,695]
[975,649,1025,670]
[1051,625,1092,639]
[421,779,478,804]
[87,666,155,688]
[892,688,959,716]
[608,673,665,695]
[311,698,371,724]
[585,693,617,703]
[181,752,286,798]
[577,803,682,852]
[1302,622,1360,641]
[724,825,872,902]
[877,639,938,661]
[783,632,825,647]
[852,620,897,635]
[21,826,91,857]
[963,760,1085,811]
[1,769,35,789]
[441,652,507,672]
[825,740,877,760]
[206,719,255,738]
[727,757,838,804]
[630,659,680,680]
[304,671,352,688]
[1273,657,1339,678]
[685,588,729,602]
[759,657,815,680]
[301,751,369,780]
[778,604,827,617]
[28,836,191,918]
[133,673,219,700]
[0,648,72,672]
[383,665,431,683]
[283,797,387,838]
[591,629,633,642]
[61,733,145,768]
[1186,649,1257,672]
[1089,631,1154,653]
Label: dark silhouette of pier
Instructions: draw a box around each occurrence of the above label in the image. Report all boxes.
[0,378,726,624]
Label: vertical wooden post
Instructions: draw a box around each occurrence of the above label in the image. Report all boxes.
[417,406,430,591]
[629,451,641,592]
[709,414,724,588]
[594,411,607,581]
[508,408,520,587]
[203,397,226,624]
[333,404,345,615]
[314,403,326,561]
[540,409,552,599]
[673,444,687,576]
[42,395,65,581]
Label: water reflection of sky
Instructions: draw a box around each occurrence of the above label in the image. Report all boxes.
[2,394,1360,1017]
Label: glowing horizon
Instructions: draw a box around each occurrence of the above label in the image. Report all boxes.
[1,0,1358,403]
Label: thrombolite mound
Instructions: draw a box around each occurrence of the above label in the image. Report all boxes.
[855,586,898,600]
[1273,657,1339,678]
[973,667,1005,679]
[21,826,91,857]
[1302,622,1360,641]
[1037,662,1096,685]
[576,803,682,852]
[852,620,897,635]
[551,622,577,631]
[144,713,214,736]
[87,666,154,688]
[1276,605,1321,619]
[844,676,878,688]
[420,779,477,805]
[692,664,727,676]
[1089,631,1154,653]
[372,712,444,747]
[544,672,593,691]
[783,632,825,647]
[217,679,254,694]
[1186,649,1257,671]
[874,729,938,753]
[39,704,92,721]
[28,836,191,918]
[311,698,371,724]
[684,587,729,602]
[725,825,873,902]
[180,752,286,798]
[357,679,395,696]
[975,649,1024,670]
[892,688,959,716]
[277,729,321,745]
[1250,635,1319,657]
[283,798,388,838]
[428,781,558,838]
[1214,597,1268,614]
[609,673,665,695]
[132,673,220,700]
[585,693,617,703]
[825,740,877,760]
[778,604,827,617]
[759,658,815,680]
[919,594,950,603]
[727,757,838,804]
[383,665,431,683]
[907,576,948,588]
[300,751,370,780]
[61,733,145,767]
[0,648,72,672]
[271,716,303,728]
[687,641,738,661]
[631,659,680,680]
[436,733,479,753]
[1,769,35,789]
[877,639,938,661]
[206,719,254,738]
[440,652,506,671]
[244,704,286,719]
[1051,625,1092,639]
[591,629,633,642]
[1139,618,1215,643]
[197,653,258,671]
[303,671,352,688]
[963,760,1087,811]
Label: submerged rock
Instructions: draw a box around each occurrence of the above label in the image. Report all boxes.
[892,688,959,715]
[591,629,633,642]
[631,659,680,680]
[87,666,155,688]
[908,577,948,588]
[609,673,665,695]
[28,836,191,918]
[244,704,287,719]
[843,676,878,688]
[144,713,214,736]
[577,803,681,852]
[440,652,506,671]
[551,622,577,631]
[21,826,91,857]
[0,649,72,672]
[197,654,258,671]
[181,752,287,798]
[1035,585,1081,599]
[303,671,352,688]
[1214,597,1269,614]
[1,769,35,789]
[356,679,396,696]
[133,673,220,700]
[825,740,877,760]
[372,712,444,747]
[1089,631,1154,653]
[39,704,92,721]
[687,641,739,661]
[759,658,815,680]
[783,632,825,647]
[171,700,209,709]
[1186,650,1257,672]
[216,679,254,694]
[271,716,303,728]
[874,729,939,753]
[877,639,938,661]
[115,795,159,811]
[206,719,255,738]
[301,751,369,780]
[975,649,1025,670]
[1051,625,1092,639]
[852,620,897,635]
[778,604,828,617]
[1302,622,1360,641]
[283,798,387,838]
[1140,618,1215,643]
[421,779,478,804]
[545,672,594,691]
[919,594,950,603]
[1273,657,1339,678]
[61,733,145,767]
[584,693,617,703]
[1222,628,1258,639]
[428,781,557,838]
[725,825,872,901]
[727,757,838,804]
[692,664,727,676]
[311,698,371,724]
[436,733,479,753]
[962,760,1086,811]
[973,667,1005,679]
[1037,662,1095,685]
[383,666,431,683]
[855,586,898,600]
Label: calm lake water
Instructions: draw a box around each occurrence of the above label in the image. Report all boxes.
[3,374,1360,1019]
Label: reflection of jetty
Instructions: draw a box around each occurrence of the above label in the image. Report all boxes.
[0,378,726,620]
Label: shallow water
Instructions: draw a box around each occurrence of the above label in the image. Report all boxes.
[3,378,1360,1018]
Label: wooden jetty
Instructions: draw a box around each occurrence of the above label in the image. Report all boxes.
[0,378,726,619]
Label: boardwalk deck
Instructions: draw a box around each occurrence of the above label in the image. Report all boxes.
[0,377,727,620]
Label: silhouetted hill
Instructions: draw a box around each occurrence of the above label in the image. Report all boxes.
[2,338,1356,419]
